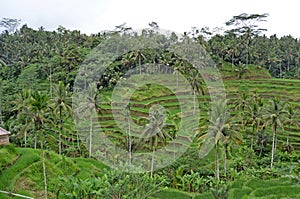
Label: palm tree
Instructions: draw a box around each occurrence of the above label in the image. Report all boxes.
[74,83,104,158]
[198,100,242,179]
[130,49,146,75]
[30,91,50,199]
[124,103,133,164]
[141,105,169,177]
[12,89,32,147]
[188,70,205,115]
[173,57,185,87]
[284,103,299,151]
[53,81,73,155]
[244,101,263,150]
[264,97,287,168]
[234,92,250,134]
[234,92,249,112]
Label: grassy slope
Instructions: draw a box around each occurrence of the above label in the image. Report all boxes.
[0,145,107,199]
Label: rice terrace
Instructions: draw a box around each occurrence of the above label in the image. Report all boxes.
[0,10,300,199]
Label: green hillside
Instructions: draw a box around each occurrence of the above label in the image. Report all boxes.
[1,21,300,199]
[1,73,300,198]
[0,144,299,199]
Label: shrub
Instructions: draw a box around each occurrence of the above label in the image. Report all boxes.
[59,168,168,199]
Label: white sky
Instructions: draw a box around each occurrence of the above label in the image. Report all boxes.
[0,0,299,38]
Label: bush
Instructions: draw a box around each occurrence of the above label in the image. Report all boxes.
[59,168,168,199]
[208,177,230,199]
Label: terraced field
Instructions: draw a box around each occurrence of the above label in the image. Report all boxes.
[225,78,300,149]
[86,76,300,158]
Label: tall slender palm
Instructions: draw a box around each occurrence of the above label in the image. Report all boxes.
[284,103,299,151]
[124,103,133,164]
[75,83,102,158]
[12,89,32,147]
[30,91,50,199]
[173,57,184,87]
[244,102,263,150]
[234,92,249,133]
[53,81,73,155]
[72,96,82,152]
[130,49,146,75]
[264,97,287,168]
[142,105,169,177]
[188,70,205,115]
[198,100,242,179]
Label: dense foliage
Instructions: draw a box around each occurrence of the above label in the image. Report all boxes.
[0,14,300,199]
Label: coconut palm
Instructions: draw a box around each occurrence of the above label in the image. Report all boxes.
[188,70,205,115]
[130,49,146,75]
[29,91,51,199]
[284,103,299,151]
[53,81,73,155]
[234,91,250,133]
[244,101,263,150]
[74,83,107,158]
[76,83,98,158]
[12,89,32,147]
[141,105,169,177]
[264,97,287,168]
[173,57,185,87]
[124,103,133,164]
[198,100,242,179]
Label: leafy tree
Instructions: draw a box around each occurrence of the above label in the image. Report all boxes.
[225,13,268,65]
[0,18,21,33]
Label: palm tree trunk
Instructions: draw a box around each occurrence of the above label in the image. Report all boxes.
[89,113,93,158]
[173,141,176,161]
[42,150,48,199]
[286,125,290,151]
[40,131,48,199]
[151,149,155,177]
[128,119,132,164]
[193,90,196,115]
[224,145,227,177]
[49,65,52,98]
[24,131,27,148]
[24,118,28,147]
[75,121,80,152]
[274,133,278,154]
[34,133,37,149]
[176,72,179,87]
[139,57,142,75]
[271,124,277,169]
[59,108,62,155]
[215,142,219,180]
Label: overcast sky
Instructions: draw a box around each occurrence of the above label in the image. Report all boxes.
[0,0,299,38]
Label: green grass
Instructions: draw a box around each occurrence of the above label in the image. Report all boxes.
[0,144,18,173]
[151,188,192,199]
[0,146,107,198]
